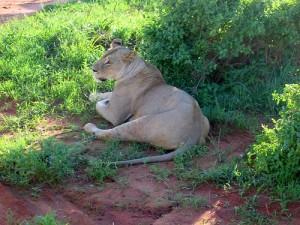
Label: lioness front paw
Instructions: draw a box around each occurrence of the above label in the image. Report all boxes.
[83,123,98,134]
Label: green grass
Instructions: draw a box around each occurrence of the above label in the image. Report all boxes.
[170,193,208,209]
[86,159,117,183]
[149,165,171,182]
[86,139,150,183]
[0,135,83,186]
[0,0,158,132]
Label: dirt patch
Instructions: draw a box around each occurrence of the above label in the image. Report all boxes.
[194,131,254,170]
[0,0,68,24]
[0,99,17,116]
[0,183,97,225]
[0,130,300,225]
[0,99,17,134]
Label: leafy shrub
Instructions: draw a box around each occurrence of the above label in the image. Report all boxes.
[141,0,300,125]
[249,84,300,202]
[0,136,82,186]
[86,159,117,183]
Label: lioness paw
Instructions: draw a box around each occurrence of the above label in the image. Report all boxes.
[88,93,100,102]
[83,123,98,134]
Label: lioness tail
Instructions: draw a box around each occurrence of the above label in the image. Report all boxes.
[113,138,195,166]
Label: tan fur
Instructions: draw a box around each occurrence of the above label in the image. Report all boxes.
[84,40,210,165]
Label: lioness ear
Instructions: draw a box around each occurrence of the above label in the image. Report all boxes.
[123,51,136,62]
[110,38,122,49]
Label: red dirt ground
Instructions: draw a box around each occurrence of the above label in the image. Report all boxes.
[1,126,300,225]
[0,0,68,23]
[0,99,17,116]
[1,2,300,225]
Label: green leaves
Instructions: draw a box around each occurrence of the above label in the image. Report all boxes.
[249,84,300,202]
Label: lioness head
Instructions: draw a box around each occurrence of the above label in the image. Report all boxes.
[92,39,137,82]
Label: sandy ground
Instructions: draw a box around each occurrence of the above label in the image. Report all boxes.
[0,0,68,23]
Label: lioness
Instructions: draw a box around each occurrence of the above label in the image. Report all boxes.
[84,39,209,165]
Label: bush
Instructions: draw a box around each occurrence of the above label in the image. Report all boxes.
[86,159,117,183]
[141,0,300,126]
[0,136,82,186]
[249,84,300,202]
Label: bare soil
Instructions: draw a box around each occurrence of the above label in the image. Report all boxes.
[1,117,300,225]
[0,0,68,23]
[1,2,300,225]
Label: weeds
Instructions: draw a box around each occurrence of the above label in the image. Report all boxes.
[85,140,149,183]
[149,165,171,182]
[0,136,83,186]
[86,159,117,183]
[235,196,276,225]
[6,211,67,225]
[174,145,209,175]
[170,193,208,209]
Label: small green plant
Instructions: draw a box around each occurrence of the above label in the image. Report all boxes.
[235,196,276,225]
[174,145,208,173]
[125,142,149,160]
[86,159,117,183]
[170,193,208,209]
[28,212,68,225]
[0,136,82,186]
[149,165,171,182]
[176,162,238,188]
[173,144,242,188]
[6,211,67,225]
[92,139,148,162]
[85,140,149,183]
